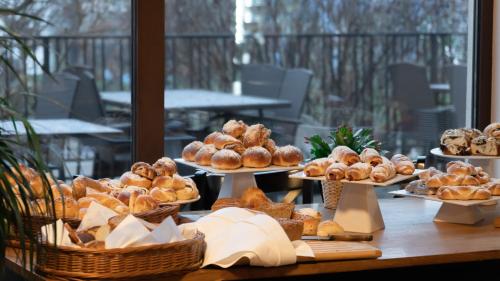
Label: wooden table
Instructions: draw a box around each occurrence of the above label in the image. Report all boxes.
[6,197,500,280]
[0,118,122,136]
[101,90,291,114]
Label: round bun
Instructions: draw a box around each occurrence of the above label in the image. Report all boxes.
[116,191,131,205]
[240,187,271,208]
[204,131,223,144]
[152,157,177,177]
[484,123,500,139]
[213,134,246,154]
[182,141,204,161]
[54,197,79,219]
[272,145,304,166]
[211,149,242,170]
[150,187,177,203]
[152,175,173,188]
[131,162,155,179]
[243,124,271,147]
[176,186,199,200]
[194,144,217,166]
[264,139,277,154]
[129,194,158,214]
[222,120,248,139]
[120,171,152,189]
[242,146,272,168]
[171,174,188,190]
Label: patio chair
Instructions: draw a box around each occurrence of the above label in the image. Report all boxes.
[446,64,467,127]
[388,63,453,154]
[34,72,79,118]
[241,64,286,98]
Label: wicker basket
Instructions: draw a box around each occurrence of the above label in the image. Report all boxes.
[36,231,206,280]
[321,180,344,209]
[134,204,180,224]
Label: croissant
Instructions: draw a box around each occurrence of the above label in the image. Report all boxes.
[213,134,246,155]
[390,154,415,175]
[360,148,383,167]
[72,176,111,200]
[325,163,348,181]
[345,162,372,181]
[437,186,491,200]
[329,146,360,166]
[304,158,334,177]
[369,157,396,182]
[426,174,464,188]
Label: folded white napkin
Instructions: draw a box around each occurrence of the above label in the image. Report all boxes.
[77,201,118,231]
[40,219,75,247]
[179,207,314,268]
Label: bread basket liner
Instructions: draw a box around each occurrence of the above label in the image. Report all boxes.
[36,231,205,279]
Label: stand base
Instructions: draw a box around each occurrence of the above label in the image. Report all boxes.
[218,172,257,198]
[434,203,484,224]
[333,183,385,233]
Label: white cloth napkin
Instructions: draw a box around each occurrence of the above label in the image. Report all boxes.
[179,207,314,268]
[77,201,118,231]
[40,219,75,247]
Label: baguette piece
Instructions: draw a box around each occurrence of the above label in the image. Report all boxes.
[437,186,491,200]
[390,154,415,175]
[345,162,372,181]
[360,148,383,167]
[317,220,344,236]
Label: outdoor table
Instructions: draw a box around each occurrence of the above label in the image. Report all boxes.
[101,89,291,118]
[0,118,122,136]
[6,197,500,280]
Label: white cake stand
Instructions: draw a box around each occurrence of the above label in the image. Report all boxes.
[175,159,302,198]
[289,171,418,233]
[390,190,500,224]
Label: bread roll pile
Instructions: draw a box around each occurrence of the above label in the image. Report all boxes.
[440,123,500,156]
[303,146,415,183]
[405,161,497,200]
[182,120,304,170]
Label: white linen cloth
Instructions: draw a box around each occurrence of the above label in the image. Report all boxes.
[179,207,314,268]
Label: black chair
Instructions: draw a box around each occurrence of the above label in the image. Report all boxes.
[34,73,79,118]
[241,64,286,98]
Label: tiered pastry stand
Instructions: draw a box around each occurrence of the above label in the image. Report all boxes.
[289,171,418,233]
[175,159,302,198]
[430,147,499,172]
[390,190,500,224]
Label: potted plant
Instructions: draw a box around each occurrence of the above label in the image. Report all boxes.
[0,6,55,277]
[305,125,382,209]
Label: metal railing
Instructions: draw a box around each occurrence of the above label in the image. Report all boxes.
[1,32,467,129]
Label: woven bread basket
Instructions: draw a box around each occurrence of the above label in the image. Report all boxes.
[321,180,343,209]
[134,204,180,224]
[36,231,205,280]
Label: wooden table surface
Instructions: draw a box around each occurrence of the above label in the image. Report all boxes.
[101,90,291,111]
[6,197,500,280]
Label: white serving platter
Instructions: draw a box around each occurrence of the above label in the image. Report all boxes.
[289,171,419,187]
[175,158,302,174]
[390,190,500,206]
[430,147,500,160]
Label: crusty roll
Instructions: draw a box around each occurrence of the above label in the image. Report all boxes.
[390,154,415,175]
[204,131,223,145]
[222,120,248,139]
[345,162,372,181]
[483,122,500,139]
[325,163,348,181]
[418,167,443,181]
[264,139,277,155]
[329,146,360,166]
[242,146,272,168]
[243,124,271,148]
[194,144,217,166]
[211,198,243,211]
[304,158,333,177]
[484,182,500,196]
[77,197,98,209]
[437,185,491,200]
[240,187,271,208]
[73,175,111,200]
[461,175,481,186]
[272,145,304,166]
[317,220,344,236]
[369,157,396,183]
[116,190,131,206]
[360,148,383,167]
[128,192,158,214]
[120,171,152,189]
[176,185,199,200]
[152,157,177,177]
[170,174,189,190]
[276,218,304,241]
[211,149,242,170]
[152,175,173,189]
[35,197,79,219]
[87,193,129,214]
[426,174,464,188]
[150,187,177,203]
[213,134,246,155]
[131,162,155,180]
[446,161,475,176]
[51,183,73,199]
[182,141,204,162]
[292,208,322,236]
[254,202,294,219]
[98,178,122,189]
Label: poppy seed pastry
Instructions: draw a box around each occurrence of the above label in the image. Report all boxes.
[211,149,242,170]
[182,141,204,161]
[440,129,470,155]
[272,145,304,166]
[242,146,272,168]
